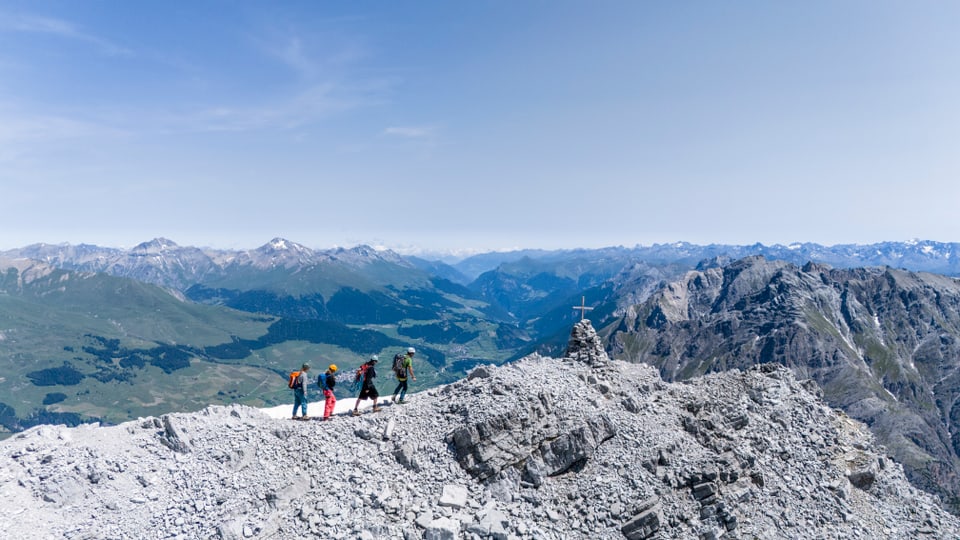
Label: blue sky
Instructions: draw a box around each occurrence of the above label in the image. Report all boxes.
[1,1,958,255]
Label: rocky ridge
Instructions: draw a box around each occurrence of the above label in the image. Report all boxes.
[1,320,957,539]
[604,256,960,511]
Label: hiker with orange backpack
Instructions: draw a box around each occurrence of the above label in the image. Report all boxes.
[352,355,381,416]
[289,363,311,420]
[317,364,338,421]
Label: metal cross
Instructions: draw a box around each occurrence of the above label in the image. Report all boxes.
[572,296,594,321]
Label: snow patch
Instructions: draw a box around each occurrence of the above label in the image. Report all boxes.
[259,395,389,418]
[873,315,886,346]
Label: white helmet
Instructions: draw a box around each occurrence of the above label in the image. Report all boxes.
[407,347,416,354]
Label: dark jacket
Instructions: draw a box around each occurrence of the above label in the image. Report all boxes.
[318,372,337,391]
[361,364,377,389]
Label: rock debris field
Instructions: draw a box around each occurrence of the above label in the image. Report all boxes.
[1,320,959,540]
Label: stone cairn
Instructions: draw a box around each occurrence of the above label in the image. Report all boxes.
[565,319,609,366]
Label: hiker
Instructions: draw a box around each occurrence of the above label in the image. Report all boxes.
[352,355,381,416]
[317,364,338,421]
[290,363,310,420]
[391,347,417,404]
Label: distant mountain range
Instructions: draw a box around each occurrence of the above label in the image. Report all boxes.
[450,239,960,280]
[7,238,960,285]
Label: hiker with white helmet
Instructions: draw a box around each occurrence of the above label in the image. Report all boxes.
[391,347,417,404]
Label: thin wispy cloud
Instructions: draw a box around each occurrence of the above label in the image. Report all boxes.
[187,83,376,132]
[0,106,127,168]
[274,36,317,79]
[0,78,384,146]
[0,106,122,145]
[213,27,385,134]
[255,28,368,82]
[382,126,435,139]
[0,12,131,56]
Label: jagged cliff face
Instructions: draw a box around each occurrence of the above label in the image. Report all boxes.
[605,256,960,512]
[1,320,957,539]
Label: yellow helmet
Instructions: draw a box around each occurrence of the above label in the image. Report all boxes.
[328,364,338,372]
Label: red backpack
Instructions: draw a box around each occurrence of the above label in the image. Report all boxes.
[352,363,370,390]
[354,364,369,383]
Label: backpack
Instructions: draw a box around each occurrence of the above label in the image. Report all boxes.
[288,370,302,389]
[351,364,369,391]
[317,373,335,392]
[392,353,407,378]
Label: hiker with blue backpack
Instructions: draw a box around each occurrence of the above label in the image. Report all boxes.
[317,364,338,421]
[391,347,417,404]
[352,355,381,416]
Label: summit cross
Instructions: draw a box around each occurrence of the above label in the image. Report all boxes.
[573,296,594,321]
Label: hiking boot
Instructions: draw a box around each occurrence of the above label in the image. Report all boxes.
[351,410,360,417]
[372,406,382,412]
[396,399,406,404]
[301,416,311,421]
[290,416,300,420]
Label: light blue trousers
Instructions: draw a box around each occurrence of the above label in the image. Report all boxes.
[292,388,307,416]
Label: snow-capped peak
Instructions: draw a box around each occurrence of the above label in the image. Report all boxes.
[260,238,311,253]
[132,238,179,253]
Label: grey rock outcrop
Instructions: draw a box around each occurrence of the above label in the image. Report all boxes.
[606,256,960,513]
[2,333,959,539]
[156,414,191,453]
[620,496,662,540]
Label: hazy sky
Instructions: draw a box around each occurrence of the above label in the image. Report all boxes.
[1,1,959,255]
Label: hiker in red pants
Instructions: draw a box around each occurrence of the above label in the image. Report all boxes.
[317,364,338,421]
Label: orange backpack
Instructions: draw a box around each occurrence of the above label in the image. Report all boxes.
[288,371,302,389]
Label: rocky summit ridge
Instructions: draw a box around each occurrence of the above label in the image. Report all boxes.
[1,321,958,540]
[604,256,960,512]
